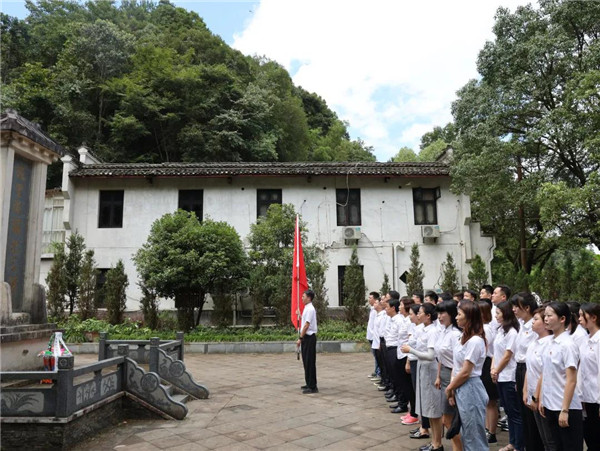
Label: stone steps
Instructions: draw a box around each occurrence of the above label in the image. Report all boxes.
[0,322,57,343]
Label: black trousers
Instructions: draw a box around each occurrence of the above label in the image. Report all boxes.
[399,356,415,416]
[545,409,583,451]
[377,337,391,387]
[301,334,317,389]
[583,403,600,451]
[385,346,405,404]
[516,362,544,451]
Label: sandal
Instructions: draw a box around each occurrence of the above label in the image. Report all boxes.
[410,430,430,439]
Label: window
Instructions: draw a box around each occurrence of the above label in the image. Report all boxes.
[178,189,203,221]
[95,269,109,308]
[42,196,65,254]
[413,187,440,225]
[257,189,282,218]
[338,265,364,306]
[98,191,124,228]
[336,189,361,226]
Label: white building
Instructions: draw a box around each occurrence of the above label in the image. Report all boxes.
[41,148,495,312]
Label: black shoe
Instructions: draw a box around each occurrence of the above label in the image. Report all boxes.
[410,427,420,434]
[391,406,407,414]
[386,395,397,402]
[302,387,318,394]
[300,385,308,389]
[388,403,398,409]
[486,432,497,444]
[410,430,430,439]
[420,445,443,451]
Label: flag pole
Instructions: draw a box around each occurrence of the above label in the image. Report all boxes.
[296,215,301,360]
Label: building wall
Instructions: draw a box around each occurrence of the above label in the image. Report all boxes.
[42,173,494,310]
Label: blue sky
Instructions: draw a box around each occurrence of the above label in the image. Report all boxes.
[1,0,530,161]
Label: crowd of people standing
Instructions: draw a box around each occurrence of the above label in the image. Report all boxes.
[366,285,600,451]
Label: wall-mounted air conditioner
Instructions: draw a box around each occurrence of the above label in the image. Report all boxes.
[421,225,440,239]
[342,226,362,240]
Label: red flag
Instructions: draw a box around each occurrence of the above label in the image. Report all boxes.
[291,215,308,329]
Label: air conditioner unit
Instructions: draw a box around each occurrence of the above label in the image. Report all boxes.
[343,226,362,240]
[421,225,441,238]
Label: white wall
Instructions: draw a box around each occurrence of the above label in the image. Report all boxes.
[45,174,494,310]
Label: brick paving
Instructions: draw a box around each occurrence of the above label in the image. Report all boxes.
[72,353,509,450]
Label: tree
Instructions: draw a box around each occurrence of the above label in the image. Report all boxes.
[139,281,159,330]
[343,246,367,326]
[418,139,447,162]
[77,249,98,320]
[390,146,418,163]
[451,1,600,280]
[65,232,85,315]
[441,253,460,294]
[134,210,248,331]
[406,243,424,296]
[467,254,489,289]
[45,242,67,320]
[305,247,329,324]
[104,259,128,325]
[380,274,391,297]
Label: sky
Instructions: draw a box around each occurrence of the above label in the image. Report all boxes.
[1,0,531,161]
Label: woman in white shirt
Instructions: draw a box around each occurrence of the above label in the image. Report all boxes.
[578,303,600,451]
[536,302,583,451]
[478,300,499,443]
[511,292,542,451]
[434,300,463,451]
[523,307,557,451]
[445,300,488,450]
[402,303,442,451]
[491,300,523,451]
[405,303,431,439]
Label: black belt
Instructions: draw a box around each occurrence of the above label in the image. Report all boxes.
[517,362,526,367]
[387,346,398,350]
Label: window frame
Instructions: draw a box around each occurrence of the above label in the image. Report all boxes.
[336,188,361,226]
[178,189,204,221]
[412,187,440,225]
[98,190,124,228]
[256,189,282,218]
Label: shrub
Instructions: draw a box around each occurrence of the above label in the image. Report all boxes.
[104,259,128,324]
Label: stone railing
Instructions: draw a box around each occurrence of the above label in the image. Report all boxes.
[99,332,208,400]
[0,345,188,420]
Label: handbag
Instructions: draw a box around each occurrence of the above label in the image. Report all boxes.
[445,409,462,439]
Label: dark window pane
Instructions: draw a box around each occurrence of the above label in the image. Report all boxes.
[178,190,203,221]
[336,189,361,226]
[257,189,282,218]
[98,191,124,228]
[413,188,438,225]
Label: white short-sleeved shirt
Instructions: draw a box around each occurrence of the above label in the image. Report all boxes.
[436,325,462,369]
[396,315,411,359]
[515,318,537,363]
[301,302,317,335]
[493,327,518,382]
[416,323,437,355]
[407,323,422,361]
[366,306,377,340]
[541,332,582,411]
[570,325,588,349]
[384,314,402,347]
[578,331,599,403]
[524,335,552,402]
[453,335,486,378]
[371,310,385,350]
[377,311,389,338]
[483,323,497,358]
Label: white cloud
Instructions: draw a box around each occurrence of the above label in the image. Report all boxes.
[233,0,529,161]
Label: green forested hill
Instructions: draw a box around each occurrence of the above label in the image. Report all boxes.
[1,0,375,185]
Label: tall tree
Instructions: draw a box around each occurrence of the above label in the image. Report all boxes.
[343,246,367,326]
[451,1,600,277]
[65,232,85,315]
[441,253,460,294]
[77,249,98,320]
[467,254,489,290]
[104,259,128,324]
[406,243,424,296]
[45,242,67,320]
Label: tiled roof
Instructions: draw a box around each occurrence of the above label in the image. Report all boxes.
[69,161,449,178]
[1,109,65,156]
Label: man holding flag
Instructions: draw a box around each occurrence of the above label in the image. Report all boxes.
[291,215,318,394]
[297,290,318,394]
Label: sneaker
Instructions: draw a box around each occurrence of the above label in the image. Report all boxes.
[368,372,377,378]
[410,427,420,434]
[370,377,381,382]
[402,415,419,425]
[487,432,497,444]
[400,413,410,420]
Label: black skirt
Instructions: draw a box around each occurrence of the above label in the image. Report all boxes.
[481,356,499,400]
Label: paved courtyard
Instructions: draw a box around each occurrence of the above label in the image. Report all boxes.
[72,352,509,450]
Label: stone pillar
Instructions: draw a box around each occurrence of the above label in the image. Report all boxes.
[0,142,15,323]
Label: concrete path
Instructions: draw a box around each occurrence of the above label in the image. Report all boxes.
[72,353,509,450]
